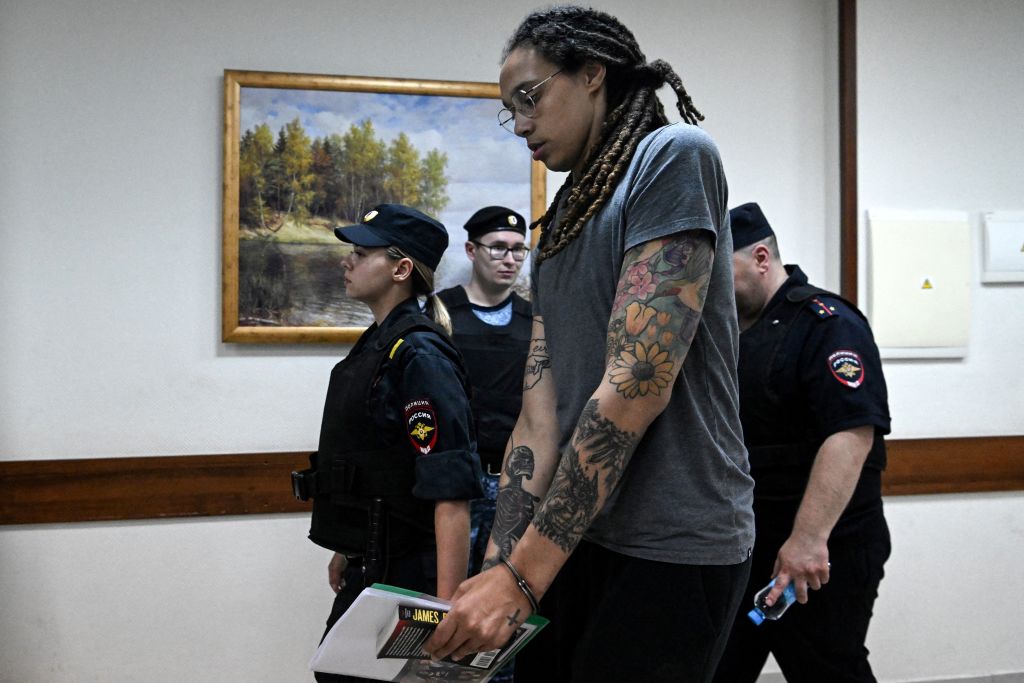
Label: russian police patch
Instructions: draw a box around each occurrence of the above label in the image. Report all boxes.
[404,399,438,454]
[828,349,865,388]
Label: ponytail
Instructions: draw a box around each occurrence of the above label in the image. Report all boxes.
[425,294,452,336]
[385,245,452,335]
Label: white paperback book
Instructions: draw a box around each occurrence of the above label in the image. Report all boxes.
[309,583,548,682]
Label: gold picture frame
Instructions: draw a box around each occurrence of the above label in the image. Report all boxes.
[222,69,546,343]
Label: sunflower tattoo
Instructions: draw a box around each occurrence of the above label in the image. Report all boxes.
[606,233,715,400]
[608,341,674,398]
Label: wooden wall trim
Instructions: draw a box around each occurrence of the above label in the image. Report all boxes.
[0,452,311,525]
[839,0,858,304]
[881,437,1024,495]
[1,438,1022,525]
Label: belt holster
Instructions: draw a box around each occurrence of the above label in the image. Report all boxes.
[363,498,385,585]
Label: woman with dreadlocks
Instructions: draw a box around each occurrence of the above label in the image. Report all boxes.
[424,6,754,681]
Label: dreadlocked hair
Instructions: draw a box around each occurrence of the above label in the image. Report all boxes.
[503,5,704,262]
[385,245,452,334]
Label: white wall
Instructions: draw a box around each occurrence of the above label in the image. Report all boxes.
[856,1,1024,681]
[859,0,1024,439]
[0,515,324,682]
[0,0,831,461]
[0,0,1019,681]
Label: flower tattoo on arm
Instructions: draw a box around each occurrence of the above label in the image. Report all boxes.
[606,232,714,399]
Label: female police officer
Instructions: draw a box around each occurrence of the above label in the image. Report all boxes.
[292,203,484,682]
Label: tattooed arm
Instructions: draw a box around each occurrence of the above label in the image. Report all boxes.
[528,231,715,555]
[422,316,560,660]
[480,315,560,571]
[425,230,716,659]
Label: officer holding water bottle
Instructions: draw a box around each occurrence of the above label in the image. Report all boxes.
[712,203,892,683]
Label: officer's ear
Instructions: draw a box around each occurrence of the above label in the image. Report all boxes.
[751,243,773,273]
[391,257,414,283]
[465,240,476,262]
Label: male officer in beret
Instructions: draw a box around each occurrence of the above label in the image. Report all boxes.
[437,206,532,578]
[712,203,892,683]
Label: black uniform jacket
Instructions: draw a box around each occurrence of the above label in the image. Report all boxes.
[307,297,483,555]
[738,266,890,531]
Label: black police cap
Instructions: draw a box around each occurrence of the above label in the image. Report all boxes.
[730,202,775,250]
[334,204,449,270]
[464,206,527,240]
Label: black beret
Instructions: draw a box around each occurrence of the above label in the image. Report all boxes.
[335,204,448,270]
[464,206,526,240]
[730,202,775,250]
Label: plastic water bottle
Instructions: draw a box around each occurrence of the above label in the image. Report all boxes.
[747,578,797,625]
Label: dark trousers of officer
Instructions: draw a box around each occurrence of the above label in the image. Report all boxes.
[712,504,890,683]
[514,539,751,683]
[314,550,436,683]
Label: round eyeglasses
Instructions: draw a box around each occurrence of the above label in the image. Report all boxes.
[471,241,529,261]
[497,69,563,133]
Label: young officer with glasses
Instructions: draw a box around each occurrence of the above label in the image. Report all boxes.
[436,206,531,683]
[437,206,531,576]
[425,6,754,682]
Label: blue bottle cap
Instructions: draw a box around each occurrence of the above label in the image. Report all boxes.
[747,608,765,626]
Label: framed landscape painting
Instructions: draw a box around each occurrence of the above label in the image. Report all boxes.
[222,69,546,343]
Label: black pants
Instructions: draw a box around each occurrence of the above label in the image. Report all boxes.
[711,506,890,683]
[314,551,436,683]
[515,540,751,683]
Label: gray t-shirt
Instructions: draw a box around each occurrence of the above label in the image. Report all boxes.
[533,123,754,565]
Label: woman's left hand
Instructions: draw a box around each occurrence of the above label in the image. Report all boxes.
[328,552,348,594]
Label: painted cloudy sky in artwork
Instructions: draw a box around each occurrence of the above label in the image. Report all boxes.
[239,86,533,242]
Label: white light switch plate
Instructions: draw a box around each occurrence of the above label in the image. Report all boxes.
[982,211,1024,283]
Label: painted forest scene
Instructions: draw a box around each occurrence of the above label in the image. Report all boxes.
[234,85,532,330]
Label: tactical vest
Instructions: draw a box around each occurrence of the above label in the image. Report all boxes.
[306,314,450,556]
[739,281,886,501]
[438,287,531,464]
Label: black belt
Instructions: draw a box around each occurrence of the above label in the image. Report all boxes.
[747,441,817,468]
[291,460,415,501]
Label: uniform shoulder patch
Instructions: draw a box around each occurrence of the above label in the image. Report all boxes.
[808,296,838,319]
[828,349,865,388]
[404,398,438,454]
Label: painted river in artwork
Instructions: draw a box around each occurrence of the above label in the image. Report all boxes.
[238,240,375,328]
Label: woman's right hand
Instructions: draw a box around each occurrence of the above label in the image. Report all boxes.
[328,552,348,593]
